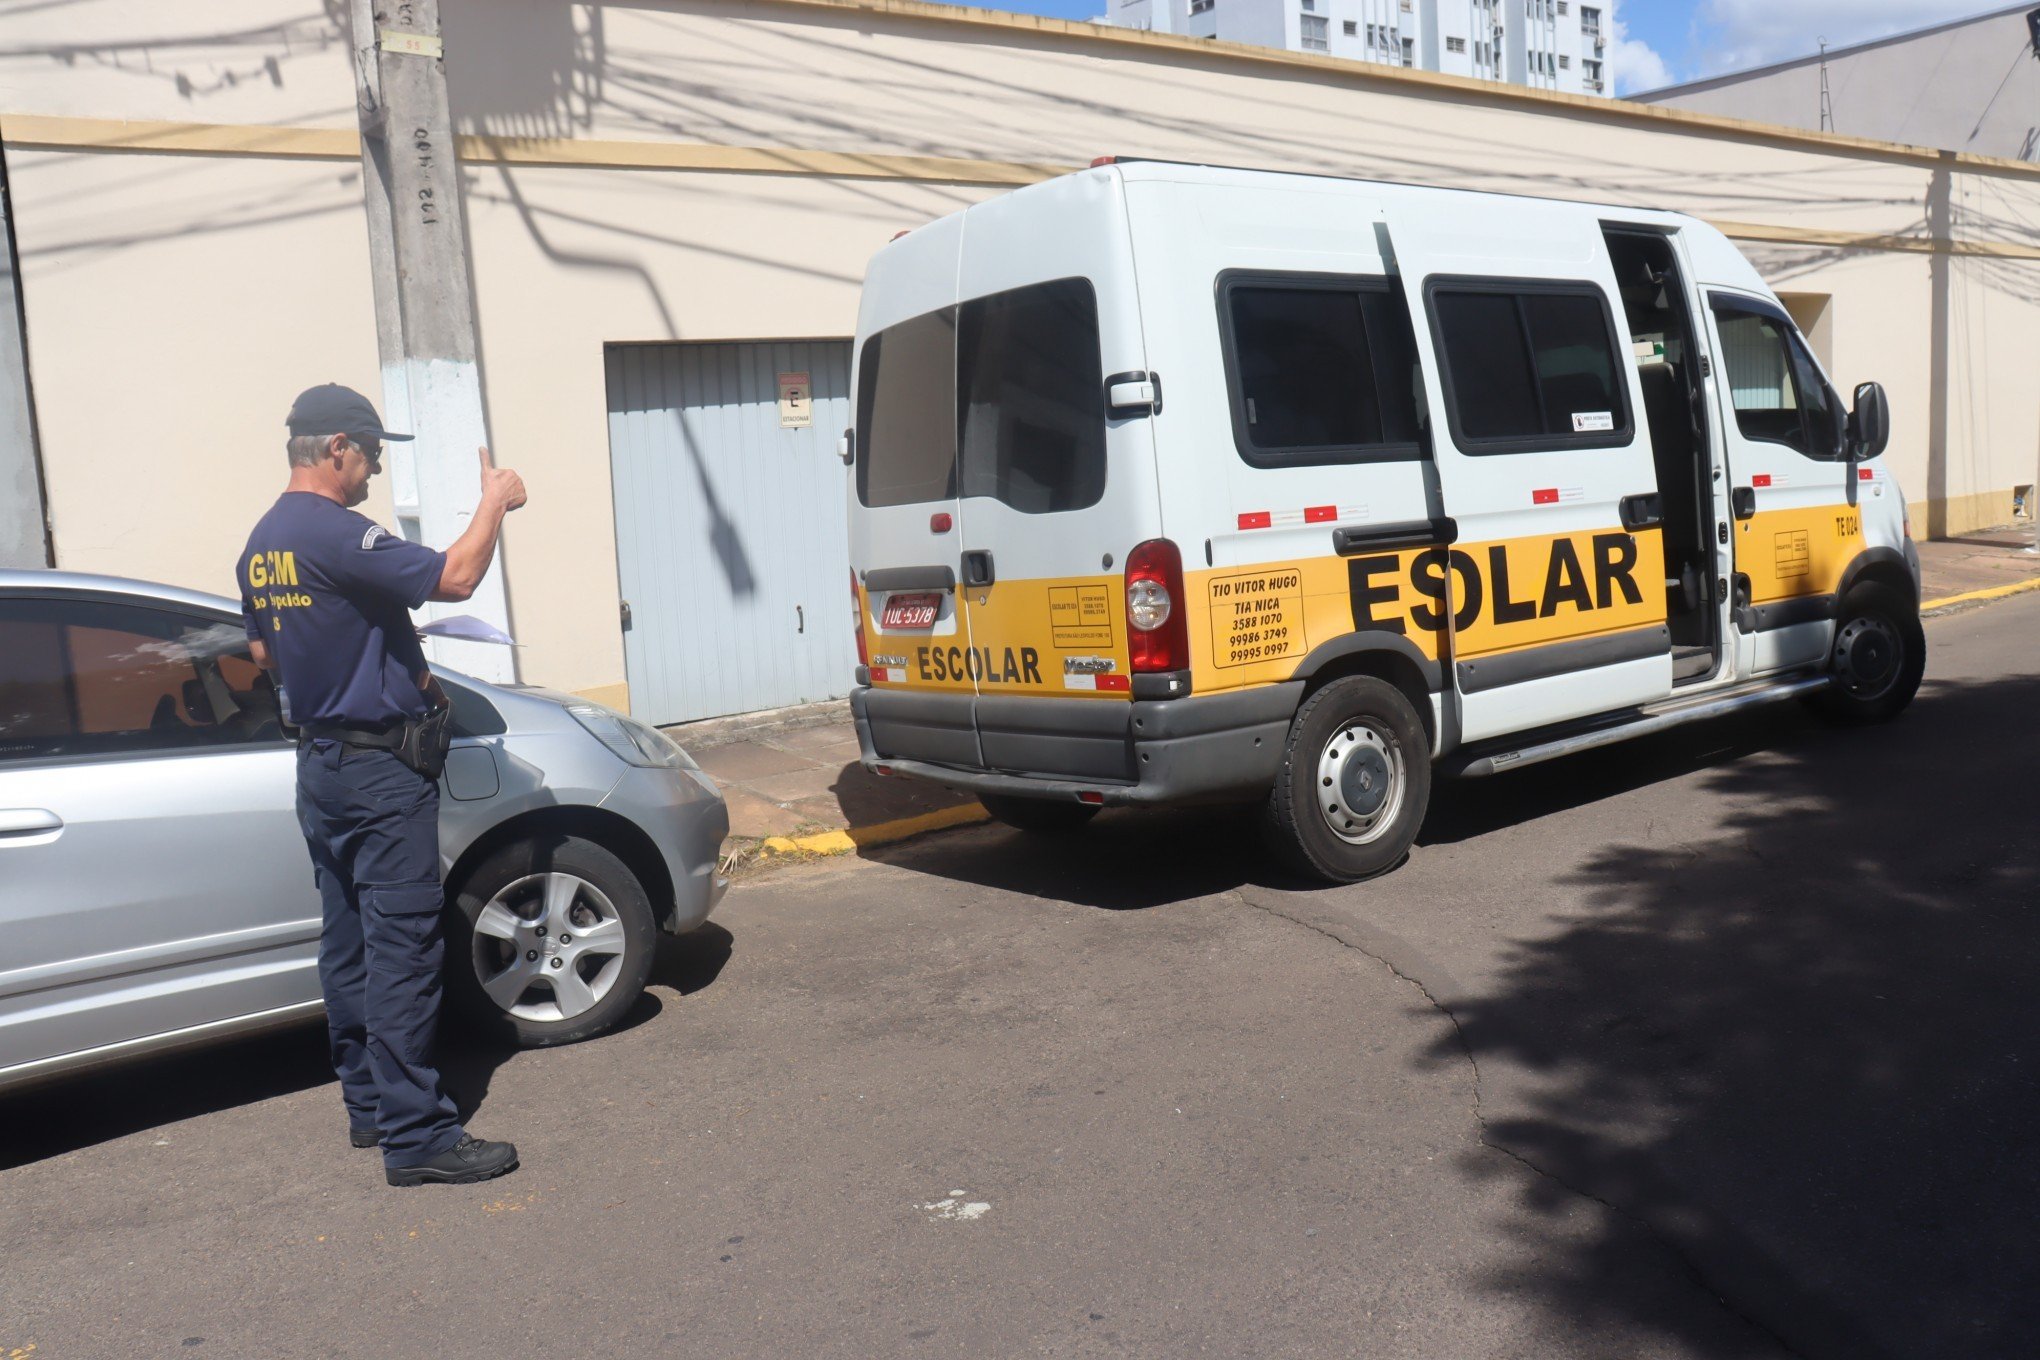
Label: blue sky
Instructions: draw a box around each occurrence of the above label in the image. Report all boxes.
[941,0,2010,95]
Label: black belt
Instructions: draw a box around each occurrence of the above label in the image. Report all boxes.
[300,722,406,750]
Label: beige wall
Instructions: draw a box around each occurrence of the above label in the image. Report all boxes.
[4,0,2038,703]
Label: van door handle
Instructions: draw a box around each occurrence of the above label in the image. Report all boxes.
[1731,487,1758,520]
[1619,494,1663,532]
[0,808,63,841]
[961,550,996,588]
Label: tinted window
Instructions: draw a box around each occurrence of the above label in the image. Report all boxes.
[958,278,1106,514]
[855,307,958,508]
[1430,282,1630,451]
[0,597,285,761]
[1712,301,1840,458]
[1222,277,1424,465]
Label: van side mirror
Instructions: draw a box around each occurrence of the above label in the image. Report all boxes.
[1847,382,1890,461]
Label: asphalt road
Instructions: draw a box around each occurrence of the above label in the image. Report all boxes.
[4,595,2035,1359]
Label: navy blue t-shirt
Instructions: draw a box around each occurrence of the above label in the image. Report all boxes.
[238,492,447,729]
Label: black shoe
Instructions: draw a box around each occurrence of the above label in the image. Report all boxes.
[385,1134,519,1187]
[349,1126,382,1150]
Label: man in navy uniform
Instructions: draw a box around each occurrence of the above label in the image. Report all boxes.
[240,383,525,1186]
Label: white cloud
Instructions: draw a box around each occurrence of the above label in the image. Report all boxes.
[1694,0,2000,76]
[1608,4,1675,96]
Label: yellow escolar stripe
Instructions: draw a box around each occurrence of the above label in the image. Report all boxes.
[1920,575,2040,612]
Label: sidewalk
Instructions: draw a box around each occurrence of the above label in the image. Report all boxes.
[678,523,2040,863]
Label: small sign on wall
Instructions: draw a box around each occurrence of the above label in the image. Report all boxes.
[778,371,812,428]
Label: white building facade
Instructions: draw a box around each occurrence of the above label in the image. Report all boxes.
[1102,0,1612,94]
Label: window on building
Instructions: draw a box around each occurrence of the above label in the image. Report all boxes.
[1190,0,1214,12]
[1580,5,1601,35]
[1557,0,1567,12]
[1343,19,1357,35]
[1559,54,1569,69]
[1584,57,1602,80]
[1301,0,1314,11]
[1709,299,1844,459]
[1220,274,1426,467]
[0,599,285,761]
[1402,36,1414,64]
[1427,280,1630,452]
[1446,35,1466,52]
[1300,14,1328,49]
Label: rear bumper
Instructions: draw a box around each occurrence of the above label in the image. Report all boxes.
[850,682,1301,806]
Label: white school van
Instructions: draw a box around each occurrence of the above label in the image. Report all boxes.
[844,160,1921,882]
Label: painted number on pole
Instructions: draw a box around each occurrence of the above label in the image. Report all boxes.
[778,372,812,429]
[379,28,443,58]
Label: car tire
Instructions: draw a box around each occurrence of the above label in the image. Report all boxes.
[1263,675,1430,884]
[977,793,1101,834]
[445,834,659,1048]
[1811,581,1925,724]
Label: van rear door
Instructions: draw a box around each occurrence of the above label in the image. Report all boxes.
[849,214,979,767]
[1384,199,1673,742]
[953,170,1162,778]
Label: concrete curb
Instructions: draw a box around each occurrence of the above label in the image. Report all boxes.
[1920,574,2040,615]
[758,801,990,861]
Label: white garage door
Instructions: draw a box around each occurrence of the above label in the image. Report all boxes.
[605,340,855,725]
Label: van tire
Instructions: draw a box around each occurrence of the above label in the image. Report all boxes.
[1812,582,1925,723]
[1264,676,1430,884]
[978,794,1101,834]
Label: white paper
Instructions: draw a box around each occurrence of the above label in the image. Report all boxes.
[418,613,518,646]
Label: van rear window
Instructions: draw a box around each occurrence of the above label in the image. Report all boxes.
[958,278,1106,514]
[1219,274,1425,466]
[855,307,959,509]
[1427,279,1631,454]
[855,279,1107,514]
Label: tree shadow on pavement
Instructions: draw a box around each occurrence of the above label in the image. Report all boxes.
[1423,674,2040,1359]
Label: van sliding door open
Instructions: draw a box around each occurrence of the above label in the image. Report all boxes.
[1384,202,1673,742]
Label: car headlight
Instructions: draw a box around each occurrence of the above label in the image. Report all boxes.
[567,703,692,769]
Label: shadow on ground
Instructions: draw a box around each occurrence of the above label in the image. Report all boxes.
[1421,673,2040,1359]
[874,673,2040,1358]
[0,924,739,1172]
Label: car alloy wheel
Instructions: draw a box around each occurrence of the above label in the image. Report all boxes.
[470,871,628,1023]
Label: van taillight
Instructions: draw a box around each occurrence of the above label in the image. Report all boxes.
[1124,538,1188,673]
[851,569,870,667]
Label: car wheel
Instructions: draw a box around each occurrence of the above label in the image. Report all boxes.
[1263,675,1430,884]
[1812,582,1925,723]
[445,834,658,1048]
[977,793,1101,834]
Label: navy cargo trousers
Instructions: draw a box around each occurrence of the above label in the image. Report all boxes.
[296,741,465,1169]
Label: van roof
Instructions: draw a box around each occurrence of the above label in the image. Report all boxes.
[1089,156,1700,229]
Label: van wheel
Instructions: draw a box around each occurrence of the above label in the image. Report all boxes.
[1264,676,1430,884]
[1813,582,1924,723]
[978,794,1100,834]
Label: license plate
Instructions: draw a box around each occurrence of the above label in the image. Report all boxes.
[880,593,940,629]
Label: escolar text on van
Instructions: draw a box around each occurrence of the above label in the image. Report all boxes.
[843,160,1922,882]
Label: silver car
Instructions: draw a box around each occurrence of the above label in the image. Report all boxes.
[0,569,728,1094]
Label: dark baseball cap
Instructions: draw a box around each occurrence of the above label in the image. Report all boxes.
[285,383,414,443]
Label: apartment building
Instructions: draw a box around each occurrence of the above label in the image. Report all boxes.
[1101,0,1614,94]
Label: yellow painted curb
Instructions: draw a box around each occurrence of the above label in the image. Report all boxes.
[1920,574,2040,613]
[759,802,990,859]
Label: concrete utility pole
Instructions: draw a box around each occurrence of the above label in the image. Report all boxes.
[0,147,51,569]
[346,0,516,680]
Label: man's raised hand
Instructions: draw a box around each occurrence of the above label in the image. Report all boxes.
[478,445,528,513]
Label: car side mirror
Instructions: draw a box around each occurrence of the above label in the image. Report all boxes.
[1848,381,1890,461]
